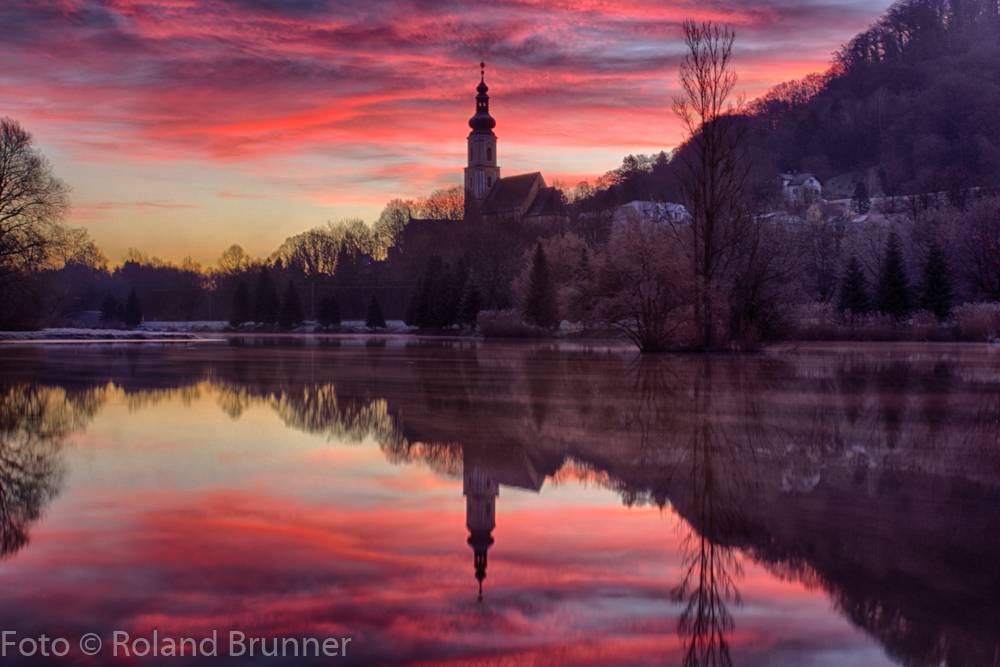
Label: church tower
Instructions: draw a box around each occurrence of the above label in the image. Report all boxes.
[464,62,500,220]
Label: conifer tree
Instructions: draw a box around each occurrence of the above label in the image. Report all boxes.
[524,243,559,329]
[920,240,954,321]
[404,276,423,327]
[124,287,143,328]
[852,181,871,214]
[279,281,305,328]
[838,255,872,314]
[229,280,252,327]
[253,265,280,324]
[876,231,913,318]
[413,253,456,328]
[568,247,596,325]
[318,294,341,327]
[100,291,120,323]
[457,278,484,328]
[365,293,387,329]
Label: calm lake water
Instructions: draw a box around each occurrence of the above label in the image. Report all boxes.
[1,339,999,666]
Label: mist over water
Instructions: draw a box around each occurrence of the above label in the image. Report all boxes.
[1,340,998,666]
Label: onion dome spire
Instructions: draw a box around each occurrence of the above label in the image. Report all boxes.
[469,61,496,134]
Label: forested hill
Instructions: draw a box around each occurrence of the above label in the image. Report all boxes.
[746,0,1000,196]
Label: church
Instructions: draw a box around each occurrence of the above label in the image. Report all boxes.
[463,63,570,228]
[396,64,569,273]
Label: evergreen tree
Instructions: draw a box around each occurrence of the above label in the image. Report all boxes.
[877,165,890,196]
[365,293,387,329]
[568,247,596,325]
[278,281,305,328]
[229,280,252,327]
[404,276,423,327]
[524,243,559,329]
[318,294,341,327]
[920,240,954,320]
[852,181,871,214]
[876,231,913,318]
[253,265,280,324]
[412,253,457,329]
[457,278,484,328]
[838,255,872,314]
[124,287,143,328]
[100,291,120,323]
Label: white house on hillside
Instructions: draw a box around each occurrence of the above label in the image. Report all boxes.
[778,173,822,205]
[612,200,690,226]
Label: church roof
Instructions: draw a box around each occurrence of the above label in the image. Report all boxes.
[524,186,568,219]
[479,172,543,214]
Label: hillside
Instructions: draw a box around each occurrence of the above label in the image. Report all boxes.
[746,0,1000,195]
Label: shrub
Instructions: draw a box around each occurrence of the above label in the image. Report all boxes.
[954,302,1000,342]
[476,309,549,338]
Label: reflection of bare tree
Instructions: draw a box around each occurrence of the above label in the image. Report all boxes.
[0,385,99,558]
[672,525,742,667]
[669,359,745,667]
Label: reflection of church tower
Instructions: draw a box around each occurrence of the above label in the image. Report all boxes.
[464,62,500,220]
[464,460,498,601]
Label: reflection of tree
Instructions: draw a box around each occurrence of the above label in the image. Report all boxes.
[669,359,745,667]
[0,385,96,558]
[672,525,741,667]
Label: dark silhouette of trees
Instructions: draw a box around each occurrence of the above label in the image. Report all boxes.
[839,255,873,314]
[365,294,387,329]
[673,21,753,348]
[124,287,143,328]
[920,240,953,320]
[253,265,280,325]
[317,294,341,328]
[100,291,121,324]
[229,280,252,327]
[279,281,304,328]
[457,279,484,328]
[406,254,459,328]
[523,243,559,329]
[876,231,914,318]
[852,182,871,214]
[0,118,72,328]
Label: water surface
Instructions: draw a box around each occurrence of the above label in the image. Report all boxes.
[1,340,998,666]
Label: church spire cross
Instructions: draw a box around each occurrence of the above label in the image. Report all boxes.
[480,61,485,80]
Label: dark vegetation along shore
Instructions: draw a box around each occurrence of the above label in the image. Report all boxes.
[3,0,1000,350]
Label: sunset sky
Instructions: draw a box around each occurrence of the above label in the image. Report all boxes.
[0,0,887,266]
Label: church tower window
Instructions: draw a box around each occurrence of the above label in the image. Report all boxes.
[487,146,492,162]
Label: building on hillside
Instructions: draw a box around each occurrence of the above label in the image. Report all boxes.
[612,200,689,226]
[464,63,569,228]
[778,173,823,205]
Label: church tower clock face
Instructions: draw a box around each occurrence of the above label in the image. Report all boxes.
[464,62,501,218]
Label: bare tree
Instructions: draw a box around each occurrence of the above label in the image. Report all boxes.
[374,198,415,250]
[217,243,254,274]
[418,186,464,220]
[595,217,693,351]
[672,22,752,348]
[0,118,70,279]
[950,197,1000,300]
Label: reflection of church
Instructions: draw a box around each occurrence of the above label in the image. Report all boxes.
[461,446,546,600]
